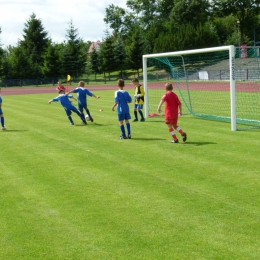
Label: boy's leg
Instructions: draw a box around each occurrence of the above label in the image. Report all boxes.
[74,108,87,124]
[125,119,131,139]
[118,114,127,139]
[168,124,178,143]
[1,116,6,130]
[119,121,127,139]
[86,108,94,122]
[174,125,187,142]
[68,116,74,125]
[138,108,145,122]
[133,105,138,121]
[65,109,74,125]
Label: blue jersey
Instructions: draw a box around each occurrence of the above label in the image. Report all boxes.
[72,87,93,105]
[51,94,75,109]
[114,90,132,114]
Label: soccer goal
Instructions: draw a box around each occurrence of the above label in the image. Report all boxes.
[142,45,260,131]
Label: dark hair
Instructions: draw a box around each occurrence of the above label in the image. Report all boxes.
[165,83,173,91]
[132,77,139,83]
[118,79,125,87]
[59,89,65,94]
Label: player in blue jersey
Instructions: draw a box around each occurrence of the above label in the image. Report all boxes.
[66,81,100,122]
[0,88,6,130]
[112,79,132,139]
[48,89,87,125]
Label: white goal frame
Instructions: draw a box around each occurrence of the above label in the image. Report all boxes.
[142,45,237,131]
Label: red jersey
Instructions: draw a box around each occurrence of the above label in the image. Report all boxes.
[162,91,181,119]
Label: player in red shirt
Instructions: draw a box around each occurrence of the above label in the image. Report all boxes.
[157,83,187,143]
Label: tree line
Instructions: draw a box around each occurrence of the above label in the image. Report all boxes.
[0,0,260,81]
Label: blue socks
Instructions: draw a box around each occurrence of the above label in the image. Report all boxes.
[68,116,74,124]
[139,110,144,119]
[0,117,4,127]
[126,123,131,136]
[134,111,138,120]
[86,109,91,118]
[120,125,126,137]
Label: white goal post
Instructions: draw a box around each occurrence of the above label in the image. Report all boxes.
[142,45,237,131]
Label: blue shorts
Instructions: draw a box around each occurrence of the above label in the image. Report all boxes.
[134,104,143,110]
[118,113,131,121]
[0,108,3,115]
[78,103,87,113]
[64,105,78,116]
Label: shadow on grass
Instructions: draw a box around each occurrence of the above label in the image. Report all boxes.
[1,130,28,132]
[131,137,166,141]
[144,120,163,123]
[183,141,217,146]
[74,123,112,127]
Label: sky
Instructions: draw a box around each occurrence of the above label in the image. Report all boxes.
[0,0,127,48]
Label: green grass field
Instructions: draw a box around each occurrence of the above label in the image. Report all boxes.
[1,90,260,260]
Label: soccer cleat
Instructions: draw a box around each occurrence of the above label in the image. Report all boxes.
[182,132,187,142]
[119,136,127,139]
[170,139,179,143]
[128,135,131,139]
[2,126,6,130]
[140,118,145,122]
[82,119,87,125]
[133,119,138,122]
[90,117,94,122]
[70,123,74,126]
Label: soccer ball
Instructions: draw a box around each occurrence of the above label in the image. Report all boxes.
[85,115,90,121]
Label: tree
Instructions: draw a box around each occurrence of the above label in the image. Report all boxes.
[114,37,126,75]
[60,20,87,78]
[211,0,260,44]
[41,42,61,78]
[170,0,211,28]
[0,27,4,77]
[7,45,32,79]
[90,47,100,80]
[153,21,219,52]
[98,32,116,81]
[126,27,145,77]
[19,13,50,77]
[104,4,126,34]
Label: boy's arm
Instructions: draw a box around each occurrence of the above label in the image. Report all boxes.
[49,98,58,104]
[178,104,182,115]
[157,100,165,113]
[92,94,100,99]
[111,102,118,111]
[66,90,73,95]
[139,86,145,97]
[67,94,77,101]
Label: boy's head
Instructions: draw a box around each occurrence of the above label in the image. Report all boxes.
[78,81,85,87]
[118,79,125,88]
[165,83,173,91]
[59,89,65,94]
[132,78,139,86]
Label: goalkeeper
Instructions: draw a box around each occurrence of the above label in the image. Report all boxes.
[132,78,145,122]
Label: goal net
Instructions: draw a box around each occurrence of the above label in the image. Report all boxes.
[142,45,260,131]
